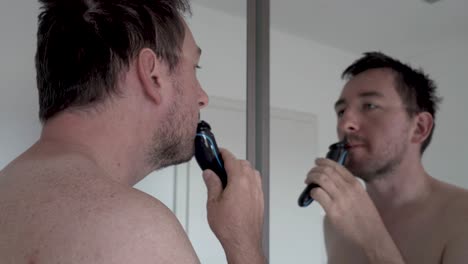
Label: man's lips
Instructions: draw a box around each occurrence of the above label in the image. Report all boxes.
[346,143,365,149]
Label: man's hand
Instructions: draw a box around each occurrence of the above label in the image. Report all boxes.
[306,158,405,263]
[305,158,382,245]
[202,148,265,264]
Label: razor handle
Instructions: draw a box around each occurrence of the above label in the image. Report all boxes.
[194,120,228,189]
[297,141,348,207]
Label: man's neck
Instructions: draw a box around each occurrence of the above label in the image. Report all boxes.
[38,111,152,186]
[365,158,432,214]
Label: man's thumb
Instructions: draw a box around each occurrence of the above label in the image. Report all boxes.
[203,169,222,201]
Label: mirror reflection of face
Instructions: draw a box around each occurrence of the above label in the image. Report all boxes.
[335,69,413,181]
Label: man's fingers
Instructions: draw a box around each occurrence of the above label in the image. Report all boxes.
[307,165,345,190]
[309,187,332,211]
[219,148,238,176]
[219,148,236,162]
[316,158,358,185]
[203,169,222,202]
[305,171,340,200]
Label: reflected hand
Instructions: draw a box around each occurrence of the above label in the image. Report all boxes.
[305,158,384,247]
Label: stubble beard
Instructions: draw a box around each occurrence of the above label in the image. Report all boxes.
[346,137,408,183]
[147,81,197,171]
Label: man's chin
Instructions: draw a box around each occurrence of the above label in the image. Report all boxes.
[345,159,372,180]
[175,144,196,164]
[151,142,195,169]
[176,153,195,165]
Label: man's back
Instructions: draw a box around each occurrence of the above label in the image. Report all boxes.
[0,147,199,264]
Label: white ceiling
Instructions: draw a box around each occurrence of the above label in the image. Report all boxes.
[192,0,468,58]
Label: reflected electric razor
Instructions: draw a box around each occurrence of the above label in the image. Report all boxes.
[194,120,228,189]
[297,138,348,207]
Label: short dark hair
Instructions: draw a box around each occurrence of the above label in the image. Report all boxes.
[342,51,442,154]
[35,0,191,122]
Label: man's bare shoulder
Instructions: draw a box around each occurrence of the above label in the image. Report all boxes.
[433,178,468,216]
[431,178,468,240]
[0,155,199,264]
[80,187,200,264]
[432,179,468,263]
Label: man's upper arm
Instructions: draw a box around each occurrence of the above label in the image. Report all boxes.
[323,216,369,264]
[441,189,468,264]
[89,194,200,264]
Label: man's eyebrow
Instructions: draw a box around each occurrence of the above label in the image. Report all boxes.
[334,91,383,109]
[359,91,383,98]
[197,47,202,56]
[334,98,345,109]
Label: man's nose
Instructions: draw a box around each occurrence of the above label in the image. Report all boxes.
[338,110,359,134]
[198,88,209,109]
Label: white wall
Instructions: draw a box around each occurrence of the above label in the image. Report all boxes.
[270,32,356,154]
[0,1,41,168]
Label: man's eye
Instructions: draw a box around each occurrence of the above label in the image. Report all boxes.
[363,103,377,110]
[195,65,202,70]
[336,109,345,117]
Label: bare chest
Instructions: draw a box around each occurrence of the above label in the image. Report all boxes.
[388,218,446,264]
[326,213,447,264]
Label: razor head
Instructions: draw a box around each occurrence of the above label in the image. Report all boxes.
[298,138,349,207]
[326,138,348,165]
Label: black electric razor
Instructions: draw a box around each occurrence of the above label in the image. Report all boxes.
[194,120,228,189]
[297,139,348,207]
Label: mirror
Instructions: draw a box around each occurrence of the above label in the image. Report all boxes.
[190,0,468,263]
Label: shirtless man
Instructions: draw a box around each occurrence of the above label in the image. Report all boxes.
[0,0,265,263]
[304,52,468,263]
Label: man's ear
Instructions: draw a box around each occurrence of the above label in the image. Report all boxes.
[411,112,433,144]
[136,48,169,105]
